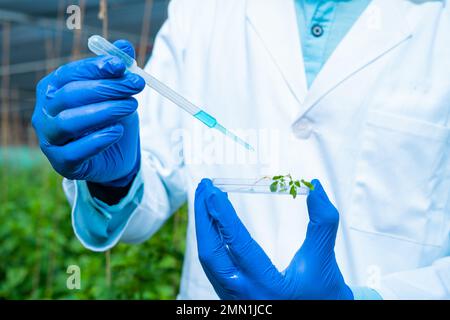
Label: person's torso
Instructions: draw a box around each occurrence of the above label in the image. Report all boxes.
[171,0,450,299]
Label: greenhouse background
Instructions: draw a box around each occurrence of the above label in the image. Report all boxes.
[0,0,188,299]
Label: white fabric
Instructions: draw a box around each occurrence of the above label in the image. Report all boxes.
[64,0,450,299]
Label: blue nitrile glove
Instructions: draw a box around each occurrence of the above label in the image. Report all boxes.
[32,40,145,187]
[194,178,354,300]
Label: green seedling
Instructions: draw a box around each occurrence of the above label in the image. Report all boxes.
[269,174,314,199]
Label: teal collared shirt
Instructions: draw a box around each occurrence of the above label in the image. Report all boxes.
[295,0,371,88]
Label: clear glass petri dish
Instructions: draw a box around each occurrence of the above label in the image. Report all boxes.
[211,177,310,196]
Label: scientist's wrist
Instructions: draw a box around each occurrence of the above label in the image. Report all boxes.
[87,159,140,205]
[350,286,383,300]
[87,173,136,205]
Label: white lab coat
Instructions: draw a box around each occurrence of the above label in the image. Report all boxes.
[64,0,450,299]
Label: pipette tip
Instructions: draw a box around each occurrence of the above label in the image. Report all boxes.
[245,143,255,152]
[227,132,255,151]
[214,124,255,151]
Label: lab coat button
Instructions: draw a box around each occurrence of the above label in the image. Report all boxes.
[293,119,313,139]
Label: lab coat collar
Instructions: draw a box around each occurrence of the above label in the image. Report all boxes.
[247,0,413,126]
[296,0,413,124]
[246,0,308,109]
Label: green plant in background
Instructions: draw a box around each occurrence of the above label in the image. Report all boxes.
[270,174,314,199]
[0,152,187,299]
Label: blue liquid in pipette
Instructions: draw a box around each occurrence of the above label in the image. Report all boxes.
[194,110,217,128]
[194,111,254,151]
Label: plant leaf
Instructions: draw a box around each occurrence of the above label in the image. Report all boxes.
[270,182,278,193]
[289,186,297,199]
[301,179,314,191]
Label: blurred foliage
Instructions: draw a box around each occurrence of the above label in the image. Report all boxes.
[0,150,187,299]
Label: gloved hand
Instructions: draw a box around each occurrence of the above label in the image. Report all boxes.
[194,178,353,300]
[32,40,145,187]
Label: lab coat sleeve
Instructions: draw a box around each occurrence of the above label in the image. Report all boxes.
[62,0,194,252]
[375,256,450,300]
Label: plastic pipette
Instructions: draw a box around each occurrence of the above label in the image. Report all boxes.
[88,35,254,151]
